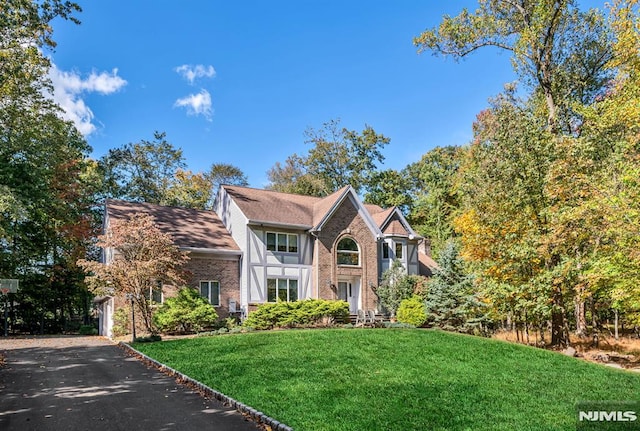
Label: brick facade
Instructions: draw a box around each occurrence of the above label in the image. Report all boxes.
[315,197,379,311]
[184,254,241,319]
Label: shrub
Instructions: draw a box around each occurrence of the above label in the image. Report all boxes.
[375,260,420,317]
[243,299,350,330]
[397,296,427,327]
[112,307,130,337]
[134,334,162,343]
[79,324,98,335]
[153,287,218,334]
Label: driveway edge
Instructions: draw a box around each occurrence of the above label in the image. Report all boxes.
[118,342,294,431]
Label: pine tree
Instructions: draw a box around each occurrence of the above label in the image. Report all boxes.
[425,240,487,333]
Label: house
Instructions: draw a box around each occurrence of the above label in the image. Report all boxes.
[96,185,436,337]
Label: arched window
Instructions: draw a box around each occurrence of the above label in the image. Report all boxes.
[337,237,360,266]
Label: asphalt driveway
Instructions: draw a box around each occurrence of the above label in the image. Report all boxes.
[0,336,262,431]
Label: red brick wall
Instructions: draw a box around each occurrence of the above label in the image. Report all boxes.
[314,197,379,310]
[184,255,241,319]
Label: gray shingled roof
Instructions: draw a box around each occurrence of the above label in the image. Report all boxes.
[106,199,240,251]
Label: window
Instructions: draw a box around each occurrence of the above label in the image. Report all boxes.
[266,232,298,253]
[267,278,298,302]
[200,281,220,306]
[145,281,163,303]
[395,243,404,259]
[337,237,360,266]
[382,242,390,259]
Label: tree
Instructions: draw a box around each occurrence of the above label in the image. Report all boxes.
[78,214,189,334]
[267,119,390,196]
[266,154,326,196]
[363,169,413,214]
[208,163,249,191]
[1,0,98,334]
[162,170,211,210]
[405,146,464,257]
[98,131,186,204]
[414,0,613,132]
[153,287,218,333]
[424,240,486,333]
[374,260,417,318]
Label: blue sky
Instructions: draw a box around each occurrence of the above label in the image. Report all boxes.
[49,1,602,188]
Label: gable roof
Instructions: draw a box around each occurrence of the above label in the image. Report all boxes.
[105,199,240,252]
[221,185,420,240]
[222,185,318,228]
[376,207,421,239]
[311,186,383,237]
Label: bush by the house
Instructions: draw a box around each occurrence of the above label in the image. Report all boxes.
[397,296,427,327]
[134,334,162,343]
[112,307,130,337]
[375,259,423,317]
[153,287,218,333]
[243,299,350,330]
[79,324,98,335]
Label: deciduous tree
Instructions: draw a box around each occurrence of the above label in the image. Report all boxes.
[267,119,389,196]
[78,214,189,334]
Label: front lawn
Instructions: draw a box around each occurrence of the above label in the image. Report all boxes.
[134,329,640,430]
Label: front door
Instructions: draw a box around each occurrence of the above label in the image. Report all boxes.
[337,279,360,313]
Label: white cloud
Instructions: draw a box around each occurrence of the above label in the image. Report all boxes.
[174,89,213,120]
[175,64,216,84]
[48,64,127,135]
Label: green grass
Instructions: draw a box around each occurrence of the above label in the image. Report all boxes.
[134,329,640,431]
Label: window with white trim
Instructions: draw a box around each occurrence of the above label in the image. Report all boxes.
[382,242,390,259]
[337,237,360,266]
[200,281,220,306]
[145,281,164,303]
[267,278,298,302]
[266,232,298,253]
[395,242,404,259]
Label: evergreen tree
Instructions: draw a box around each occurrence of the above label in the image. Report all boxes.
[425,240,487,333]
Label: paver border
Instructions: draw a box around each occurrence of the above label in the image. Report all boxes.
[118,342,293,431]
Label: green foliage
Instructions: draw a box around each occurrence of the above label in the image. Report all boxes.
[208,163,249,192]
[242,299,350,330]
[78,324,98,335]
[414,1,613,131]
[153,287,218,334]
[364,169,413,214]
[375,260,417,317]
[425,240,488,333]
[0,1,107,334]
[111,307,130,337]
[405,146,464,258]
[397,296,427,327]
[98,131,186,204]
[134,334,162,343]
[267,119,390,196]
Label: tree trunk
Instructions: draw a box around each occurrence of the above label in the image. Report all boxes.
[550,290,567,347]
[574,295,587,337]
[614,309,619,340]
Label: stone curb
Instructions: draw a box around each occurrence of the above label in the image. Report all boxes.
[118,341,293,431]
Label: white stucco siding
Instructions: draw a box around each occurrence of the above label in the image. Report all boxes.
[214,188,249,307]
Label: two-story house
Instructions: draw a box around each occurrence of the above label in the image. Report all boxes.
[96,185,435,337]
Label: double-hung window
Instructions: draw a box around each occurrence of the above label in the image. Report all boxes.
[267,278,298,302]
[266,232,298,253]
[200,281,220,306]
[145,281,163,303]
